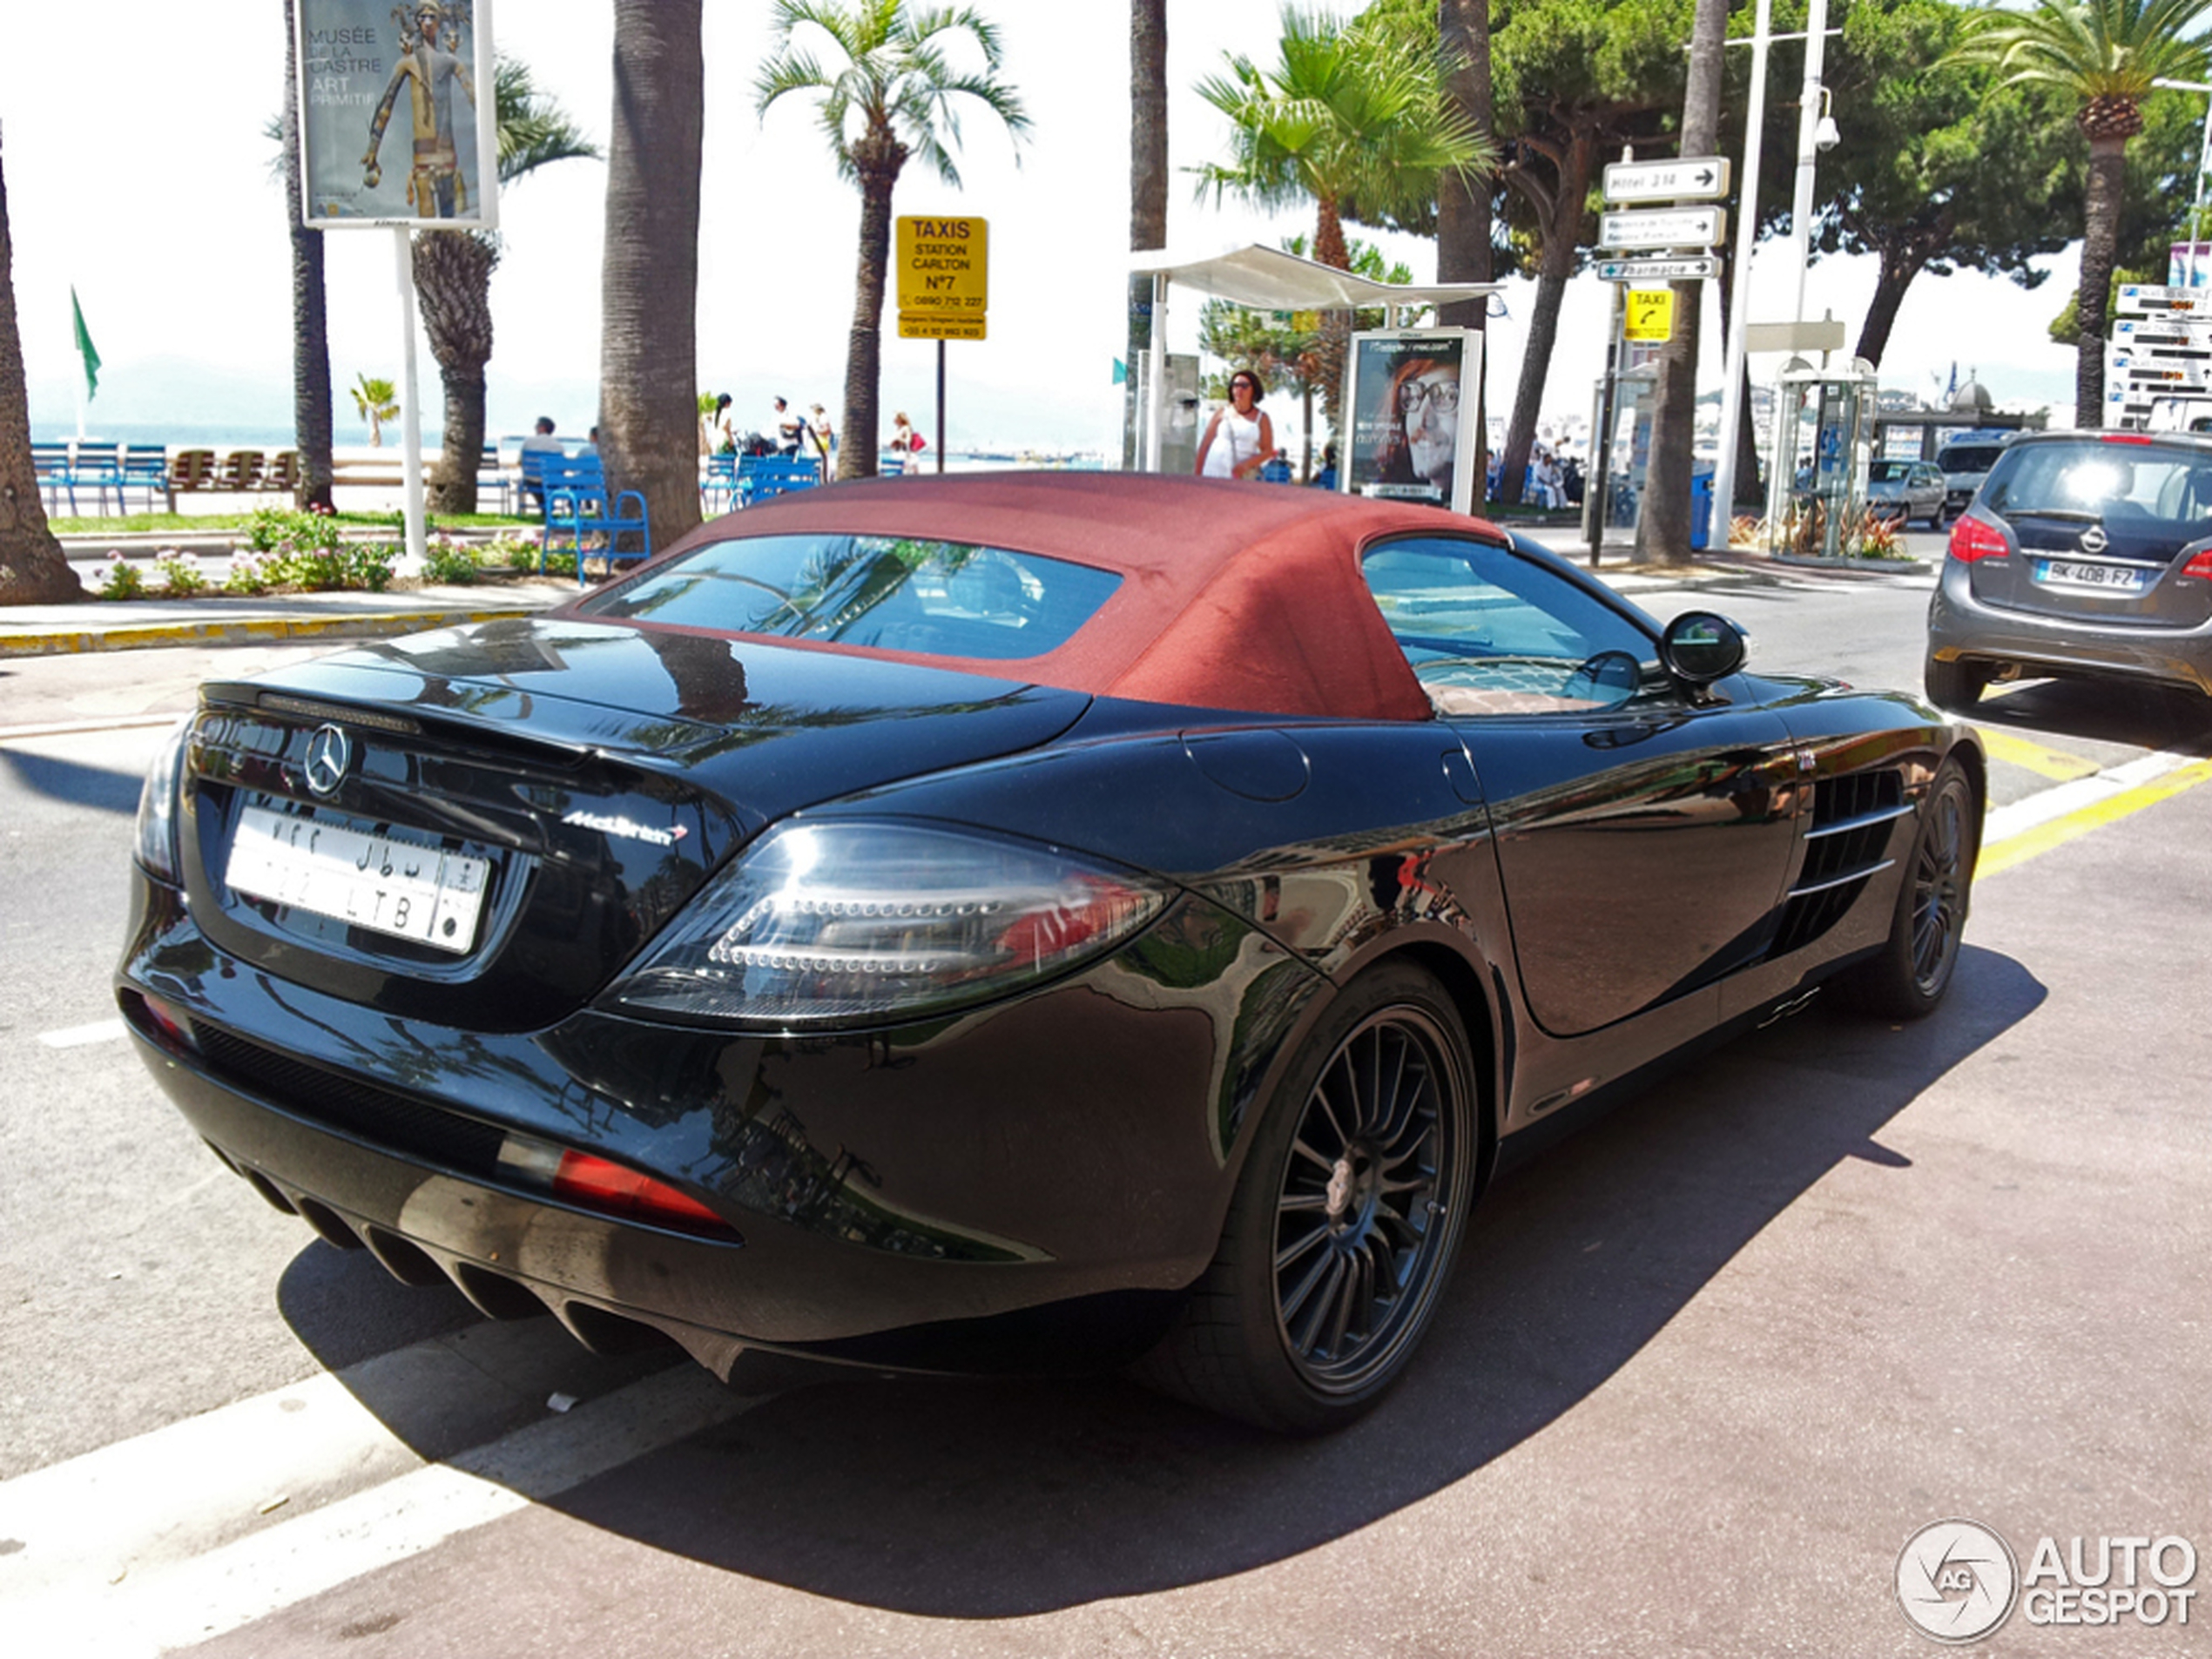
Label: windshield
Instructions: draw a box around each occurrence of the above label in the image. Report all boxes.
[578,533,1123,661]
[1983,442,2212,523]
[1939,445,2006,474]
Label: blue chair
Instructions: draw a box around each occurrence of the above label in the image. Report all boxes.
[31,443,72,512]
[121,444,172,512]
[1260,457,1293,484]
[702,451,740,513]
[878,454,907,478]
[68,442,123,515]
[735,454,820,506]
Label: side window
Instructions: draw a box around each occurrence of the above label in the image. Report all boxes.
[1362,536,1659,717]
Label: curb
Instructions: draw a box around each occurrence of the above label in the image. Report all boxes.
[0,606,542,660]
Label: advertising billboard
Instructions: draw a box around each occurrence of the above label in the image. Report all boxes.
[296,0,498,229]
[1343,329,1482,516]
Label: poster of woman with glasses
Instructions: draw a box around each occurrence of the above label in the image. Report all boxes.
[1344,330,1481,515]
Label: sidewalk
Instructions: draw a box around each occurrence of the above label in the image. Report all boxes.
[0,580,578,659]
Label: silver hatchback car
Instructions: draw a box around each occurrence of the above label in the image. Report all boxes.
[1867,459,1947,529]
[1925,430,2212,706]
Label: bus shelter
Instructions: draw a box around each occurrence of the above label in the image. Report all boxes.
[1127,246,1498,480]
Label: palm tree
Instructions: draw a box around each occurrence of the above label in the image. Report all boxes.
[1195,5,1494,436]
[351,374,401,447]
[757,0,1031,481]
[280,0,334,511]
[601,0,704,548]
[1127,1,1169,469]
[415,57,598,512]
[1951,0,2212,426]
[0,126,81,604]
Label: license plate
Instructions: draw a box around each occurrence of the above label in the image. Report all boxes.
[2034,558,2147,593]
[226,805,490,954]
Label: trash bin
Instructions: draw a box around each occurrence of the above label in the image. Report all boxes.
[1689,470,1714,551]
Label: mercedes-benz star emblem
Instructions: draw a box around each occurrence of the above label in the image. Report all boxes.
[2080,524,2108,555]
[303,724,352,798]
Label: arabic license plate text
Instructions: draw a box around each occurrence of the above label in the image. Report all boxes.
[226,806,489,954]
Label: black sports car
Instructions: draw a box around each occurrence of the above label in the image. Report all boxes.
[119,474,1984,1433]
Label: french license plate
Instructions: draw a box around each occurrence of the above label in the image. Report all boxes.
[226,805,490,954]
[2034,558,2146,593]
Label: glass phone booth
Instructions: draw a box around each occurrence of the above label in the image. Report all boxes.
[1764,356,1877,558]
[1584,365,1657,539]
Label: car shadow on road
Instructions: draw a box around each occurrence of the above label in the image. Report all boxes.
[1967,678,2212,753]
[0,747,146,815]
[356,941,2040,1618]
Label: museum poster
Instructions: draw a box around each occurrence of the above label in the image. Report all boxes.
[1344,329,1481,516]
[295,0,498,229]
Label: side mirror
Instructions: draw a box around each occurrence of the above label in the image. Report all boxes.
[1659,610,1748,686]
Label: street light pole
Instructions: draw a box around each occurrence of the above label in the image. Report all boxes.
[1788,0,1832,327]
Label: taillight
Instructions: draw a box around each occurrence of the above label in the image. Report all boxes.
[496,1134,739,1241]
[605,820,1171,1027]
[1948,516,2010,563]
[133,718,193,881]
[2183,550,2212,579]
[2100,432,2154,445]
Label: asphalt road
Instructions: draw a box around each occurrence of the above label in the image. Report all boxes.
[3,585,2208,1659]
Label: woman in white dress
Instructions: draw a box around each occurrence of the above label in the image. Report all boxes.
[1194,369,1274,481]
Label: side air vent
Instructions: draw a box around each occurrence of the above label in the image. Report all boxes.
[1770,769,1911,958]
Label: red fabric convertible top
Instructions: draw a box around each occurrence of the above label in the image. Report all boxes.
[597,472,1509,723]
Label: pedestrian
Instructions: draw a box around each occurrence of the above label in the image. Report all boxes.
[807,403,836,464]
[1194,368,1273,482]
[703,393,735,455]
[772,396,804,457]
[888,411,916,453]
[518,416,560,509]
[1311,441,1339,491]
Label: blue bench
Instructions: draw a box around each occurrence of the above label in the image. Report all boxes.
[536,453,650,585]
[701,451,740,514]
[737,454,821,506]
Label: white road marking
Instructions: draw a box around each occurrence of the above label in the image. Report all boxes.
[2,1354,753,1658]
[37,1018,127,1049]
[1982,747,2202,846]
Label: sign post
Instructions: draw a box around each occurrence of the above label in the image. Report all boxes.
[897,216,988,473]
[293,0,499,569]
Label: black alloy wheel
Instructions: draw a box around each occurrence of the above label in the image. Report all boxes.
[1271,1007,1458,1393]
[1839,757,1979,1020]
[1132,963,1479,1433]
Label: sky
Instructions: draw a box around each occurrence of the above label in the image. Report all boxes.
[4,1,2090,457]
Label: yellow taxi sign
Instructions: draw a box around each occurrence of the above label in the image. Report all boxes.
[896,216,988,319]
[1624,288,1675,342]
[898,312,988,341]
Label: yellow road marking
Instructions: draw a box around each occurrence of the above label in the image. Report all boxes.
[1973,726,2102,782]
[1981,759,2212,878]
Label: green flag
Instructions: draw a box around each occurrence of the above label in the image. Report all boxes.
[71,287,100,401]
[1112,358,1127,386]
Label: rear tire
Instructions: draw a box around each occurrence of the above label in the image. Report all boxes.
[1131,963,1480,1433]
[1924,653,1987,710]
[1838,757,1979,1020]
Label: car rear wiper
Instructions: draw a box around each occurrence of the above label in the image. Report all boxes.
[1999,507,2102,523]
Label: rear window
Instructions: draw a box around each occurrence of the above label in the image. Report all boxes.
[1983,442,2212,522]
[1938,444,2007,474]
[577,533,1122,661]
[1869,461,1912,482]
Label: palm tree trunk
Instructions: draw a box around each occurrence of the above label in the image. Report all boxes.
[841,154,900,482]
[1636,0,1727,564]
[2077,132,2128,430]
[1312,197,1353,437]
[281,0,334,511]
[0,132,80,604]
[600,0,704,544]
[413,231,500,513]
[1125,0,1168,470]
